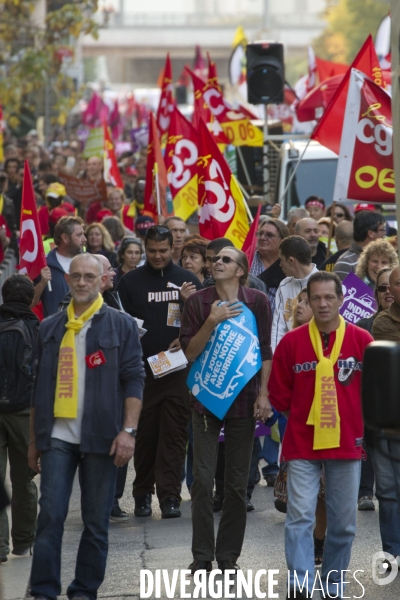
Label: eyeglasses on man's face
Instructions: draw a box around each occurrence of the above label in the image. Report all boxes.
[69,273,101,283]
[212,255,239,265]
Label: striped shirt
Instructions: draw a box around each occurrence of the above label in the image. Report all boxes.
[333,242,363,282]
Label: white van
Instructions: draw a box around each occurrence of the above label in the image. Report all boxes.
[275,140,338,220]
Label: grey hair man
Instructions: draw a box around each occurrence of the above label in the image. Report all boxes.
[28,253,145,600]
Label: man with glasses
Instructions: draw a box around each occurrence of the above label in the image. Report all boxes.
[180,246,272,574]
[334,210,386,282]
[28,253,145,600]
[117,226,202,519]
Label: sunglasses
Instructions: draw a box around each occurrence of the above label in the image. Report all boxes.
[377,284,390,293]
[212,255,239,265]
[334,213,345,218]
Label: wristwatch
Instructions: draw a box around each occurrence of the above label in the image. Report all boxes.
[123,428,137,438]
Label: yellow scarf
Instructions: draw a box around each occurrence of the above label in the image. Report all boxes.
[54,294,104,418]
[306,316,346,450]
[0,194,3,215]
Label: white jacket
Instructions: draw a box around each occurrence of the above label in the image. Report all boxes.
[271,264,318,353]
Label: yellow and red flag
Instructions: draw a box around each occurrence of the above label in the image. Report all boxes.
[103,121,124,188]
[156,54,175,144]
[333,69,394,204]
[165,107,198,221]
[19,161,47,280]
[197,118,249,247]
[311,35,386,155]
[187,66,263,147]
[144,113,174,222]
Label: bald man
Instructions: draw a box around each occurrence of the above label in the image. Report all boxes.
[295,217,327,268]
[319,220,354,272]
[28,253,145,600]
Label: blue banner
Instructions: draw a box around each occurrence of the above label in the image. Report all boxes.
[187,304,262,419]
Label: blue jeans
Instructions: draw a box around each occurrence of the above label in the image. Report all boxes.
[259,434,279,477]
[30,438,117,600]
[370,435,400,555]
[286,459,360,598]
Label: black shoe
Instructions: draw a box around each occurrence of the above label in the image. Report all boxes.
[265,474,277,487]
[245,497,254,512]
[11,546,31,556]
[286,590,309,599]
[274,499,287,514]
[213,493,224,512]
[314,532,325,567]
[0,555,7,563]
[134,493,152,517]
[160,497,181,519]
[110,504,130,522]
[189,560,212,574]
[217,560,240,573]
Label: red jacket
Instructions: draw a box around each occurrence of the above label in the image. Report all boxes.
[268,322,373,461]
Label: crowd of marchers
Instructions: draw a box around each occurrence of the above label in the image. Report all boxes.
[1,134,400,600]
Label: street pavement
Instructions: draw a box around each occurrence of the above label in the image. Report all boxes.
[2,463,400,600]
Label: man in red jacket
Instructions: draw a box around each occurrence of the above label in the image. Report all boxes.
[268,271,373,599]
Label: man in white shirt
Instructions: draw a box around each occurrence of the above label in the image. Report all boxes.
[271,236,318,352]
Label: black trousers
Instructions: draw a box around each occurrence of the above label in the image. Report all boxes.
[191,410,255,562]
[133,369,191,504]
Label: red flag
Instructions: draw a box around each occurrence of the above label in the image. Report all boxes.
[197,118,249,247]
[242,205,262,265]
[165,107,198,220]
[144,113,174,221]
[296,74,344,122]
[194,45,206,78]
[316,57,348,82]
[188,67,262,146]
[19,162,46,280]
[311,35,385,154]
[156,54,175,139]
[333,69,394,204]
[103,121,124,188]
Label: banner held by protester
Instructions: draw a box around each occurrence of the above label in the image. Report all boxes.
[187,304,261,420]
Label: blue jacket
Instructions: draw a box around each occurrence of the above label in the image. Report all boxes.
[32,304,145,454]
[40,249,70,317]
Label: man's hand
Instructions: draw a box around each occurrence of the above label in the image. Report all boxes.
[40,266,52,283]
[109,432,135,467]
[271,203,282,218]
[253,393,273,422]
[180,282,197,302]
[28,444,41,474]
[208,300,243,326]
[168,338,181,353]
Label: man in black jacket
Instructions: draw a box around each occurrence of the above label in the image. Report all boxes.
[0,274,39,562]
[118,225,202,518]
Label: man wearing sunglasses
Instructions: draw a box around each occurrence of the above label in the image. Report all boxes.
[180,246,272,574]
[117,225,202,519]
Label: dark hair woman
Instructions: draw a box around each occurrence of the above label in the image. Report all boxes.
[114,237,143,285]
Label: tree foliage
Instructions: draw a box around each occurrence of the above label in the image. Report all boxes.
[0,1,99,129]
[313,0,390,63]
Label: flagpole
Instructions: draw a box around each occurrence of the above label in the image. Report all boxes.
[237,147,254,193]
[278,138,311,205]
